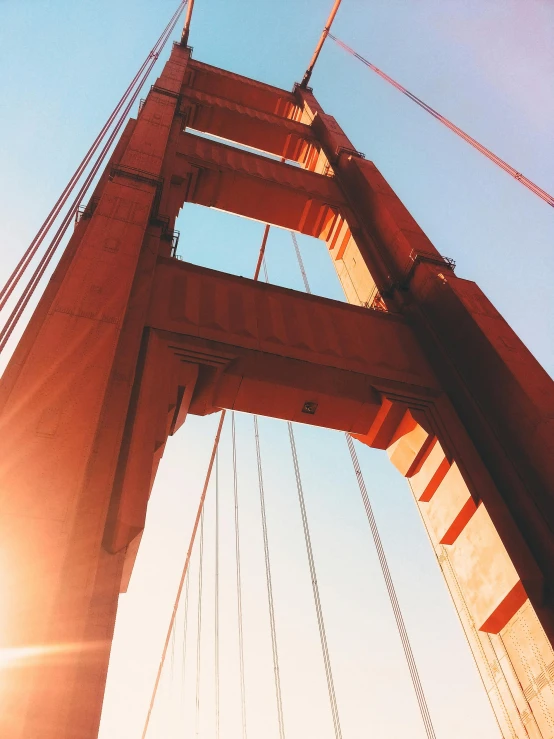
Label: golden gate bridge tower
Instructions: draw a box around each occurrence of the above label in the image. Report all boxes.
[1,2,553,737]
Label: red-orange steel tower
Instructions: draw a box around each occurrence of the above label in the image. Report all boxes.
[1,39,553,739]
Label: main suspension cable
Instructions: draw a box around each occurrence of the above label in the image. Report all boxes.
[253,415,286,739]
[0,0,188,353]
[289,231,437,738]
[328,33,554,209]
[232,412,248,739]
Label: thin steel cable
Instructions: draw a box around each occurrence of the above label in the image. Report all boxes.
[329,33,554,209]
[253,415,286,739]
[144,229,269,736]
[291,232,436,738]
[141,411,226,739]
[290,232,311,294]
[262,258,269,284]
[287,423,343,739]
[258,238,286,739]
[231,411,248,739]
[266,240,341,737]
[0,0,188,316]
[0,72,149,352]
[170,617,176,680]
[182,567,191,689]
[214,449,221,739]
[195,507,205,737]
[345,436,437,738]
[0,6,186,353]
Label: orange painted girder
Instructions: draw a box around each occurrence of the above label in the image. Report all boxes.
[183,87,316,163]
[106,257,442,553]
[147,258,439,393]
[186,59,299,119]
[170,132,345,238]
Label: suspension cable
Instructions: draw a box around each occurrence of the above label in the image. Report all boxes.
[0,1,188,353]
[345,436,437,739]
[141,411,226,739]
[0,58,155,352]
[142,170,274,738]
[253,415,286,739]
[214,448,221,739]
[262,233,342,738]
[257,237,287,738]
[301,0,343,88]
[0,1,187,311]
[328,33,554,209]
[289,230,437,738]
[0,56,155,352]
[290,232,311,294]
[182,567,191,694]
[288,422,343,739]
[170,617,176,680]
[232,411,248,739]
[195,507,205,737]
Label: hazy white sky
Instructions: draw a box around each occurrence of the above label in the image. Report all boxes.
[1,1,553,738]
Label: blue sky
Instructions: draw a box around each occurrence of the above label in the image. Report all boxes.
[0,1,553,738]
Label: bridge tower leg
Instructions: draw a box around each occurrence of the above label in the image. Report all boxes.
[294,85,554,738]
[0,43,191,739]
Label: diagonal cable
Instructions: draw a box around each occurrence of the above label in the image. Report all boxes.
[329,33,553,209]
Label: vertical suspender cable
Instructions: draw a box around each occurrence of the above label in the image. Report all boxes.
[264,238,343,739]
[182,567,191,695]
[290,232,311,294]
[253,415,286,739]
[195,507,205,737]
[170,618,176,679]
[257,230,287,738]
[290,231,437,739]
[288,423,343,739]
[214,449,221,739]
[141,411,226,739]
[345,437,437,739]
[232,411,248,739]
[143,173,280,739]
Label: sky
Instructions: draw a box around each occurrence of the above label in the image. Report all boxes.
[0,1,553,738]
